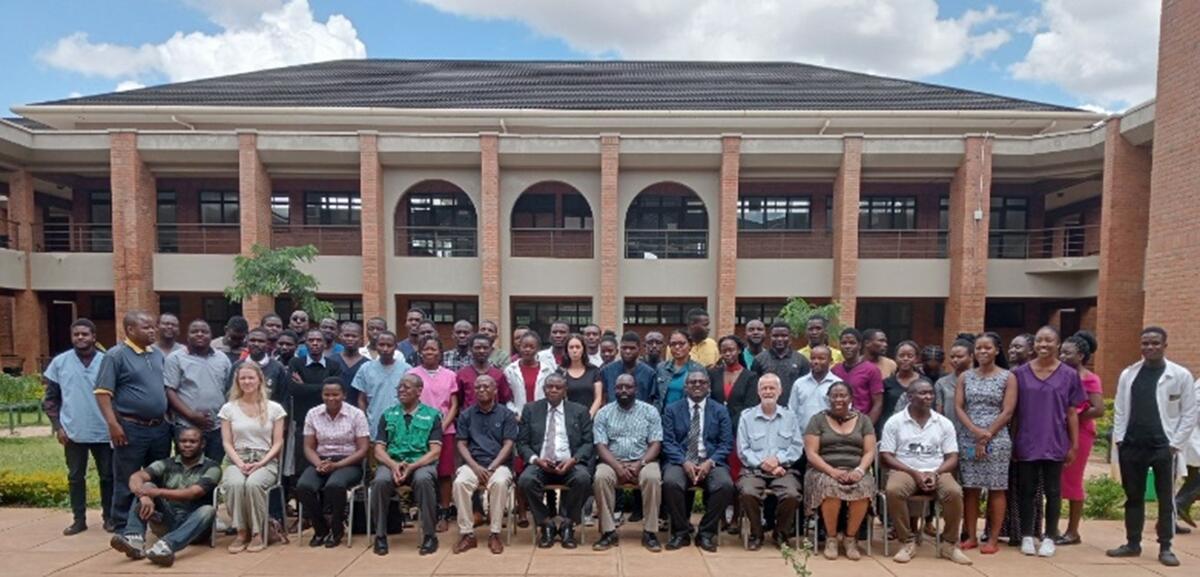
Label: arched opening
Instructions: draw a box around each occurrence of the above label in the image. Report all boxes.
[510,181,594,258]
[394,180,477,257]
[624,182,708,259]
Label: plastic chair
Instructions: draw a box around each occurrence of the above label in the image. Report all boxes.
[295,460,368,547]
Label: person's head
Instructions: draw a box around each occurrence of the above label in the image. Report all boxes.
[718,334,745,368]
[338,322,363,351]
[478,320,499,343]
[289,310,310,332]
[1140,326,1168,363]
[765,320,791,353]
[157,313,180,342]
[375,331,398,363]
[906,379,935,412]
[563,334,588,368]
[512,326,528,347]
[70,318,97,353]
[187,319,214,352]
[321,377,345,413]
[174,427,204,460]
[246,328,269,360]
[862,329,888,358]
[405,308,425,337]
[757,373,781,406]
[123,310,156,348]
[453,320,474,349]
[973,333,1003,369]
[318,317,339,340]
[474,374,498,407]
[470,333,493,364]
[806,315,829,347]
[839,327,863,362]
[305,329,327,358]
[517,331,541,361]
[549,321,570,349]
[644,331,665,360]
[1061,331,1097,369]
[668,329,692,361]
[1033,325,1061,361]
[894,340,920,373]
[582,324,601,351]
[684,369,711,402]
[614,374,637,407]
[231,363,267,402]
[398,373,423,407]
[1008,334,1034,366]
[275,330,298,359]
[599,335,618,365]
[687,308,710,342]
[260,314,284,339]
[619,332,641,365]
[419,335,442,368]
[826,381,853,416]
[920,345,944,376]
[365,317,387,345]
[543,373,567,405]
[809,345,832,377]
[417,320,437,341]
[744,319,767,347]
[948,339,973,373]
[223,315,249,349]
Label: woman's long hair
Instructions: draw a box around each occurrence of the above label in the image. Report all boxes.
[230,362,269,425]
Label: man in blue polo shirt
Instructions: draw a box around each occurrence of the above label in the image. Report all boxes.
[95,310,172,533]
[599,332,657,403]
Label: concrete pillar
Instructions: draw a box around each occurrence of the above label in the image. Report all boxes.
[237,131,274,323]
[9,169,46,373]
[598,134,620,332]
[359,132,388,324]
[109,131,157,338]
[479,133,502,326]
[944,136,992,347]
[831,136,862,328]
[715,135,741,337]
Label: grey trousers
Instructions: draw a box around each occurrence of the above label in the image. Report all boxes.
[595,462,661,533]
[371,464,438,538]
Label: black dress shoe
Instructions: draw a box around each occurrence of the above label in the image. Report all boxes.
[62,521,87,536]
[560,523,578,549]
[1159,549,1180,567]
[1175,525,1192,535]
[419,535,439,555]
[309,532,328,548]
[103,519,116,533]
[1106,543,1141,558]
[746,535,763,551]
[696,533,717,552]
[373,535,389,556]
[593,530,619,551]
[666,533,691,550]
[537,524,557,548]
[642,531,662,552]
[325,532,343,548]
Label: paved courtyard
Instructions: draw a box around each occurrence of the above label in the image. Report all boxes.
[0,507,1195,577]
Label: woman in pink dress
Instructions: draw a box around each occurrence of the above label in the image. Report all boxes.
[407,335,459,533]
[1056,331,1104,545]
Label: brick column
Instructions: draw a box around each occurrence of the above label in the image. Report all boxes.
[831,136,863,328]
[359,132,388,322]
[715,135,741,337]
[10,169,46,373]
[110,131,157,336]
[479,133,502,326]
[1143,0,1200,372]
[944,136,992,346]
[237,131,273,323]
[598,134,620,331]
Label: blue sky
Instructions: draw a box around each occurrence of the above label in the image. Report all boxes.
[1,0,1160,114]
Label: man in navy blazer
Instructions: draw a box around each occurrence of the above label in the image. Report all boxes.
[661,369,734,552]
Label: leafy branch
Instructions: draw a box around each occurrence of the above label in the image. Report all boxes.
[224,244,334,322]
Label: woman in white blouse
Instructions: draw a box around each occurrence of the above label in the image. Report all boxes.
[219,363,287,553]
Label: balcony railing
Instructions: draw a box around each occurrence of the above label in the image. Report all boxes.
[0,219,17,250]
[33,223,112,252]
[626,229,708,259]
[738,229,832,258]
[157,223,240,254]
[989,225,1100,259]
[511,228,594,258]
[395,226,478,257]
[859,229,948,258]
[273,224,362,256]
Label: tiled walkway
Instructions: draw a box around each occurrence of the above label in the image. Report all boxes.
[0,507,1195,577]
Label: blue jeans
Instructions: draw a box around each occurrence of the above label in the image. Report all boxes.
[124,499,215,552]
[110,419,172,531]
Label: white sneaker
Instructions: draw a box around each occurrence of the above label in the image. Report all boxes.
[893,542,916,563]
[940,543,973,565]
[1037,537,1056,557]
[1020,536,1036,556]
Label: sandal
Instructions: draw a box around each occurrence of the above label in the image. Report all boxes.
[246,538,266,553]
[960,539,978,550]
[227,539,247,554]
[980,543,999,555]
[1053,534,1081,546]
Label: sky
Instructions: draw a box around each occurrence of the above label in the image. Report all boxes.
[0,0,1162,115]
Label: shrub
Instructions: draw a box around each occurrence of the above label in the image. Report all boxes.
[0,470,70,508]
[1082,475,1124,520]
[0,373,43,407]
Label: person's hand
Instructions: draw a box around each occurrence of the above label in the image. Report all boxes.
[316,460,332,474]
[975,429,993,444]
[55,428,69,446]
[628,460,644,480]
[771,465,787,478]
[761,456,780,472]
[194,413,214,431]
[1170,446,1180,456]
[920,472,936,492]
[537,458,557,474]
[682,461,699,484]
[108,421,128,447]
[291,372,303,384]
[846,468,864,485]
[696,460,714,481]
[241,461,260,476]
[391,464,406,485]
[554,457,577,476]
[472,464,491,485]
[1065,446,1077,467]
[976,442,989,461]
[138,496,155,520]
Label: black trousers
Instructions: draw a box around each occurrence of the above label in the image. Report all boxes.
[110,420,172,532]
[64,440,113,524]
[1119,444,1175,548]
[1016,460,1063,539]
[662,464,734,538]
[517,463,591,526]
[296,460,363,537]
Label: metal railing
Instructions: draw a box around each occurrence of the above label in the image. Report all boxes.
[395,226,478,257]
[858,229,948,258]
[738,229,832,258]
[273,224,362,256]
[989,224,1100,259]
[33,223,112,252]
[0,219,17,250]
[625,229,708,259]
[157,223,240,254]
[511,228,594,258]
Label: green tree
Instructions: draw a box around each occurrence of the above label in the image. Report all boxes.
[777,298,843,342]
[224,244,334,322]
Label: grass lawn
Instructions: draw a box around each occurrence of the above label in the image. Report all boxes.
[0,434,101,507]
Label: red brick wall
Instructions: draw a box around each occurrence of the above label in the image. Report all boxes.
[238,132,274,322]
[479,134,502,326]
[831,137,862,327]
[359,133,387,321]
[109,132,158,336]
[716,135,741,337]
[944,137,992,348]
[598,134,620,331]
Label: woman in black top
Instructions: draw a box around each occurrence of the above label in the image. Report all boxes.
[557,334,603,416]
[878,340,930,431]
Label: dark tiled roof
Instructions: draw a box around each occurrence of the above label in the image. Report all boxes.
[33,59,1076,112]
[3,117,53,130]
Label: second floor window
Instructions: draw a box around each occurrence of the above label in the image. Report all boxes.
[271,195,291,225]
[304,192,360,225]
[860,197,916,230]
[199,191,239,224]
[738,196,812,230]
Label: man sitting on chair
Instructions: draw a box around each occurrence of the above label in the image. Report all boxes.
[592,373,664,552]
[370,373,442,556]
[736,373,805,550]
[879,379,971,565]
[516,373,594,549]
[452,374,518,555]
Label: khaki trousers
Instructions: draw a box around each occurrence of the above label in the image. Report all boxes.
[594,462,661,533]
[452,464,513,535]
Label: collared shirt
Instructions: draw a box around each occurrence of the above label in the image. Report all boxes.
[752,349,811,404]
[536,348,563,371]
[307,355,328,368]
[598,361,658,404]
[593,400,662,462]
[488,349,510,369]
[351,358,411,440]
[690,338,720,368]
[164,348,232,431]
[879,408,958,472]
[95,339,167,420]
[737,404,805,468]
[377,403,443,464]
[688,398,708,459]
[442,348,472,372]
[798,345,844,364]
[149,342,186,356]
[43,350,109,444]
[833,360,884,413]
[409,365,459,434]
[455,403,518,466]
[656,359,704,410]
[539,402,570,463]
[455,364,513,408]
[144,454,222,501]
[304,403,369,457]
[787,371,843,436]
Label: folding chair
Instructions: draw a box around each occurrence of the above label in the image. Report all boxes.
[295,460,368,547]
[210,463,287,548]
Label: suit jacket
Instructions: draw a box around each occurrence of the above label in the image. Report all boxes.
[662,396,733,467]
[517,398,594,466]
[708,365,759,437]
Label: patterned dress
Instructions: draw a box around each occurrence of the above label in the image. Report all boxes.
[959,368,1013,489]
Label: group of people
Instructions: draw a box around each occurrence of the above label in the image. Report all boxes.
[38,306,1200,568]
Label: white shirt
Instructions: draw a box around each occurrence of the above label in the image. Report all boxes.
[538,402,570,463]
[687,398,708,459]
[788,371,843,438]
[879,408,957,472]
[588,351,604,368]
[307,355,327,368]
[1113,358,1199,469]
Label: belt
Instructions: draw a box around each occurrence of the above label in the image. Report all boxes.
[119,413,165,427]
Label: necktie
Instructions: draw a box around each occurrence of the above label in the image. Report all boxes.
[541,406,558,463]
[686,403,701,463]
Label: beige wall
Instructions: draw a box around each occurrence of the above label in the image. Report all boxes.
[735,260,833,297]
[857,259,950,298]
[31,253,113,291]
[987,260,1098,298]
[0,249,25,290]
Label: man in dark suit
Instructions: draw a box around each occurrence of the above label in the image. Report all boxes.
[516,373,594,549]
[662,369,734,552]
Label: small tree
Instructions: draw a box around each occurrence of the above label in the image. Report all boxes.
[778,297,844,341]
[224,244,335,322]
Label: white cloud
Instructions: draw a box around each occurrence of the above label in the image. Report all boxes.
[418,0,1013,78]
[39,0,365,86]
[183,0,285,28]
[115,80,146,92]
[1010,0,1159,109]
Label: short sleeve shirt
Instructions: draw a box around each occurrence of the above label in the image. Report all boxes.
[409,365,459,434]
[144,454,222,498]
[879,409,958,472]
[593,400,663,462]
[95,341,168,420]
[833,361,884,414]
[455,403,518,465]
[164,349,232,431]
[303,403,370,457]
[805,411,875,469]
[1012,363,1085,461]
[351,359,411,440]
[45,350,110,444]
[218,400,287,453]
